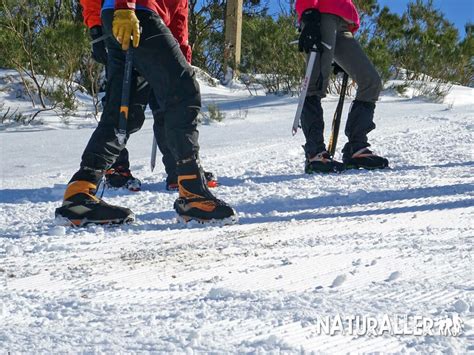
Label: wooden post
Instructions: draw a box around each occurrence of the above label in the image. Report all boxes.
[224,0,243,78]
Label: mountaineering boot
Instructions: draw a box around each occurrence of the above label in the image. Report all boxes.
[342,100,388,170]
[166,175,179,191]
[343,147,389,170]
[174,160,236,224]
[166,171,218,191]
[105,166,142,191]
[55,181,135,226]
[300,95,326,159]
[204,171,219,188]
[305,151,345,174]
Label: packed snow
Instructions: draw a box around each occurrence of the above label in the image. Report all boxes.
[0,69,473,352]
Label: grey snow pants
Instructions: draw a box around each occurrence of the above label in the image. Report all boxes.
[301,13,382,158]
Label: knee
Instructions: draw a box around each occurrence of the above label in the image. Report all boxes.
[358,69,383,102]
[152,109,165,126]
[166,75,201,128]
[127,104,146,134]
[367,71,383,101]
[372,72,383,98]
[173,69,201,107]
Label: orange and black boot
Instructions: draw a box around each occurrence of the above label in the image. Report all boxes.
[55,180,135,227]
[104,166,142,192]
[173,161,236,224]
[166,171,218,191]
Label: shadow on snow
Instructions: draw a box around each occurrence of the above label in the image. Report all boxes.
[0,161,472,236]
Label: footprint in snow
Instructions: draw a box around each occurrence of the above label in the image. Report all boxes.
[365,259,377,267]
[453,299,469,313]
[385,271,401,282]
[330,274,346,288]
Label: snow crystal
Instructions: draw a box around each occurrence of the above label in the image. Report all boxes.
[5,244,23,256]
[206,287,236,300]
[48,226,66,236]
[0,302,8,317]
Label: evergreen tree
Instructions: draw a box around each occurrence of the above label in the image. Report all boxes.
[240,14,304,93]
[0,0,89,113]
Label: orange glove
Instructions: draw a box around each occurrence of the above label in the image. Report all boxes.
[112,9,140,50]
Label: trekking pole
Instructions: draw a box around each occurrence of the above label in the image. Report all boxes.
[292,50,318,136]
[327,72,349,157]
[150,135,157,172]
[116,48,134,145]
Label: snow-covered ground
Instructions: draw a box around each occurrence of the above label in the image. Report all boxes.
[1,70,473,352]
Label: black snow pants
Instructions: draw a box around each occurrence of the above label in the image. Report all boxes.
[111,80,177,182]
[71,9,200,185]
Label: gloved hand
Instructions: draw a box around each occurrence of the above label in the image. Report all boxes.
[89,26,108,65]
[298,9,322,53]
[332,62,346,75]
[112,9,140,51]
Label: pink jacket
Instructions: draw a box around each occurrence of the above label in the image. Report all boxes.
[295,0,360,33]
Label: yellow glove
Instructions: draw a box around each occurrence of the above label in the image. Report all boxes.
[112,9,140,51]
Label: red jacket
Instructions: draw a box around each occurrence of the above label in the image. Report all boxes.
[80,0,102,28]
[80,0,192,62]
[295,0,360,33]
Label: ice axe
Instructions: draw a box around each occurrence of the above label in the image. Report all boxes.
[116,47,134,146]
[291,41,332,136]
[292,50,318,135]
[328,66,349,157]
[150,135,157,172]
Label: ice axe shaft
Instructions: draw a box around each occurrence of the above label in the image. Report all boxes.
[292,50,318,135]
[116,48,134,145]
[150,135,157,172]
[289,40,332,50]
[328,72,349,157]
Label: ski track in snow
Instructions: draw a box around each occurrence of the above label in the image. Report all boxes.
[1,80,473,352]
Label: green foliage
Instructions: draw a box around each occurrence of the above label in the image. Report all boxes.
[206,102,225,122]
[398,1,459,81]
[0,0,89,117]
[392,82,410,96]
[456,26,474,86]
[1,0,472,118]
[0,104,27,124]
[40,20,89,112]
[189,0,268,78]
[241,14,305,94]
[38,20,88,77]
[354,0,473,92]
[188,0,226,76]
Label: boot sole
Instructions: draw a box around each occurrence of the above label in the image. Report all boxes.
[344,163,389,170]
[305,169,343,174]
[176,213,239,226]
[105,184,141,192]
[55,214,135,227]
[305,165,345,174]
